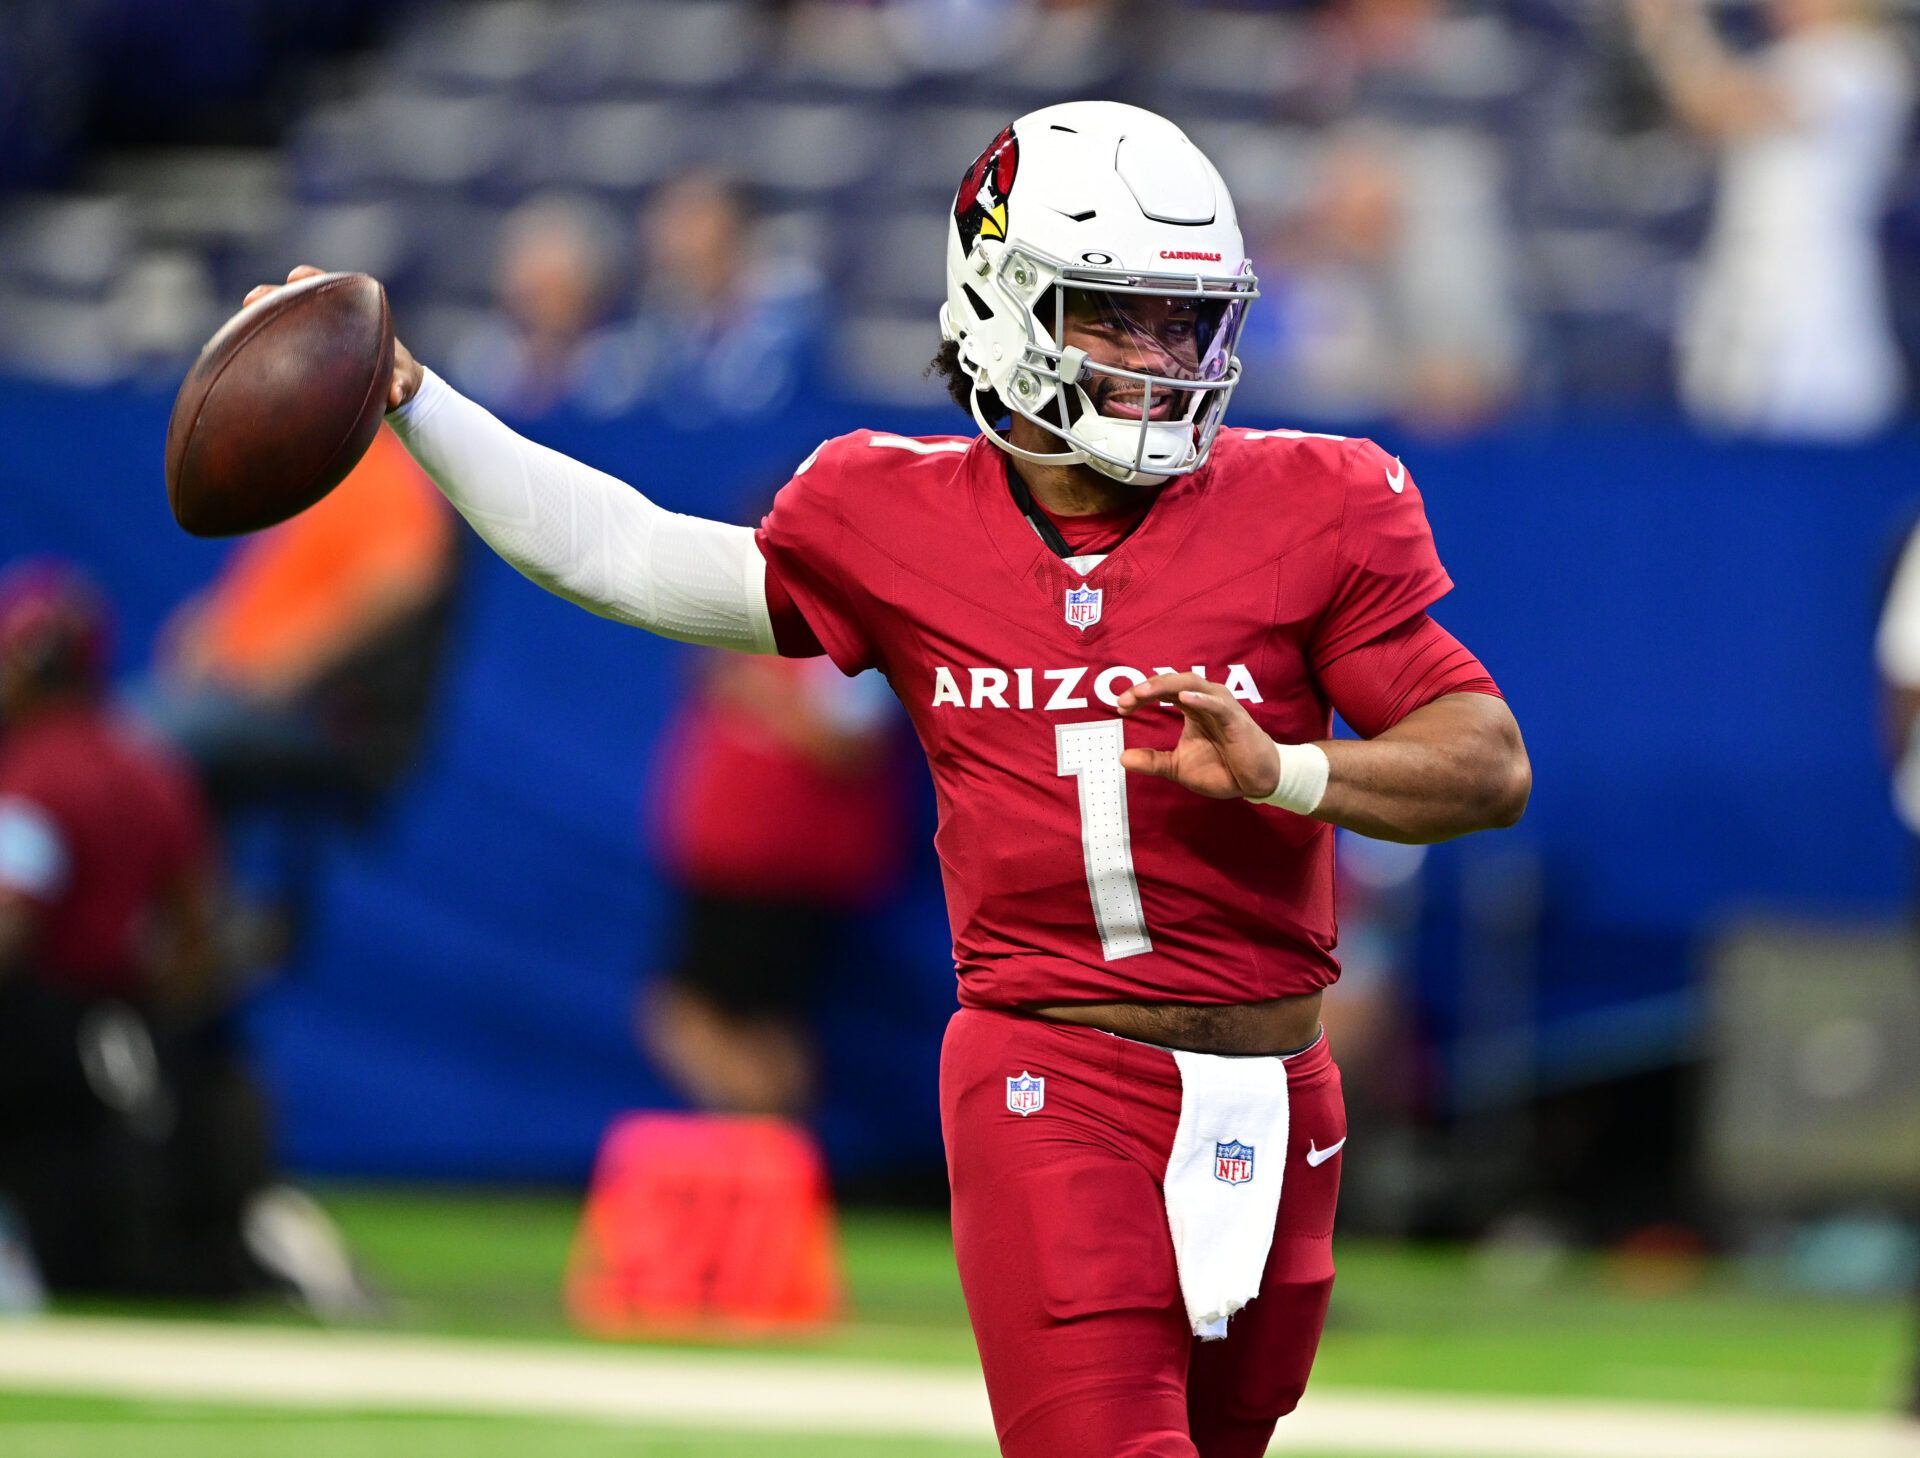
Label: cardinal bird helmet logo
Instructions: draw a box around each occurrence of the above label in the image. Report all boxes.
[955,125,1020,253]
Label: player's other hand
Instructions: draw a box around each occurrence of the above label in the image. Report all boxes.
[1115,672,1280,801]
[242,265,424,411]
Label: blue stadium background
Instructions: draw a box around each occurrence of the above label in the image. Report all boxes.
[4,378,1911,1183]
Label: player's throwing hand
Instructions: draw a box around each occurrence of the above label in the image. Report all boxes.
[244,265,425,411]
[1115,672,1284,801]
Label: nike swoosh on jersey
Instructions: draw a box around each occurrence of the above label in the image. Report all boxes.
[1384,459,1406,494]
[1305,1137,1346,1167]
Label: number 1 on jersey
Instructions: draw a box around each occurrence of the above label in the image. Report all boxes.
[1055,720,1152,961]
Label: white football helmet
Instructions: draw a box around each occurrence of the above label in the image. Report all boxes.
[940,100,1258,485]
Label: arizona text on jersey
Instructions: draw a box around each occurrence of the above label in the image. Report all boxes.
[757,426,1451,1006]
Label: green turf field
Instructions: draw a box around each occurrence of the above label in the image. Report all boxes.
[0,1390,1552,1458]
[0,1391,991,1458]
[0,1390,1635,1458]
[310,1188,1911,1410]
[4,1186,1910,1458]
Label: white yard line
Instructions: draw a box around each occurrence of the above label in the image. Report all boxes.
[0,1316,1915,1458]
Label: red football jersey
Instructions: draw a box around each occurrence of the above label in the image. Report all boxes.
[0,703,211,996]
[756,427,1452,1008]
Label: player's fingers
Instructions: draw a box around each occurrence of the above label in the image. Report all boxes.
[1116,671,1213,714]
[1177,688,1239,724]
[244,265,327,309]
[1119,746,1178,779]
[1174,689,1242,750]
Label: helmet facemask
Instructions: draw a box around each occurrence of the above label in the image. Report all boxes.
[951,243,1257,484]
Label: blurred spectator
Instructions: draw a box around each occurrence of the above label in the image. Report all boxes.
[1280,0,1531,124]
[877,0,1033,76]
[781,0,1119,89]
[885,0,1119,84]
[1318,833,1430,1233]
[619,172,827,425]
[450,192,628,418]
[0,558,367,1311]
[0,559,213,1295]
[129,428,458,823]
[1877,516,1920,834]
[641,654,908,1117]
[1631,0,1915,440]
[1242,123,1524,433]
[1872,512,1920,1414]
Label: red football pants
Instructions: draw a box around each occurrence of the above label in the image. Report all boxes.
[941,1008,1345,1458]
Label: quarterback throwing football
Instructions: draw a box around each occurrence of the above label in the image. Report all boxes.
[253,101,1529,1457]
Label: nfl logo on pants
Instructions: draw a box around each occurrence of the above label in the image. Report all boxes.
[1214,1140,1255,1184]
[1064,585,1102,631]
[1006,1071,1046,1116]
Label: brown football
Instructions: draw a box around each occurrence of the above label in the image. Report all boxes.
[164,272,395,537]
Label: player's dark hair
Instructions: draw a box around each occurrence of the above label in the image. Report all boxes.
[928,339,1009,426]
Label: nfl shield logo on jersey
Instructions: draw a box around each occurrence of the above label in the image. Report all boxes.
[1006,1071,1046,1116]
[1214,1140,1255,1184]
[1063,584,1102,631]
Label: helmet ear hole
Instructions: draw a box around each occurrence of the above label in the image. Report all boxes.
[961,285,994,322]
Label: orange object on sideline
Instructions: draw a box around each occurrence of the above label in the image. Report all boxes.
[566,1113,841,1337]
[194,427,451,686]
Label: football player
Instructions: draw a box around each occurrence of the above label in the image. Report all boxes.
[250,99,1529,1458]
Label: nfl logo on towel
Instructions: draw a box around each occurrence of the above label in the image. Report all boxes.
[1064,585,1102,631]
[1006,1071,1046,1116]
[1214,1140,1255,1185]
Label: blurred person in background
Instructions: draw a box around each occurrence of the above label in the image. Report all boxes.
[883,0,1120,85]
[0,559,367,1312]
[450,191,629,419]
[1316,833,1430,1233]
[1630,0,1914,440]
[621,172,827,424]
[641,652,909,1117]
[0,559,214,1296]
[1281,0,1531,123]
[1873,512,1920,1416]
[127,428,459,953]
[1242,123,1524,433]
[1877,518,1920,838]
[781,0,1120,93]
[130,428,458,825]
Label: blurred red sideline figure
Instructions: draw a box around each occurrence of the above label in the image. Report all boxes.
[0,559,370,1314]
[643,651,908,1116]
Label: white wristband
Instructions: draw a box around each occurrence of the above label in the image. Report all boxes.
[1250,742,1330,815]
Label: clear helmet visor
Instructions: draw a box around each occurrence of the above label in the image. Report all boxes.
[1049,287,1244,403]
[1035,284,1251,472]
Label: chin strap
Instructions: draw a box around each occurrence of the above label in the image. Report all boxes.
[963,357,1172,487]
[969,384,1087,469]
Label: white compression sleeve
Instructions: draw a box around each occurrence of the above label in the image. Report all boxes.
[387,368,776,654]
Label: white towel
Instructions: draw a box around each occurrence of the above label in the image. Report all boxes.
[1164,1048,1291,1339]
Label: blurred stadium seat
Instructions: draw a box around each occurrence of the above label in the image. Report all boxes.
[0,0,1907,415]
